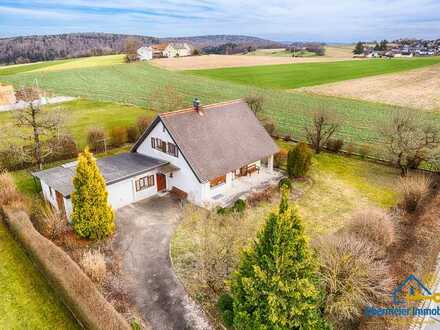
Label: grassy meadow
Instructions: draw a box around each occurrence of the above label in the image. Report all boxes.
[187,57,440,89]
[0,99,154,147]
[3,59,440,157]
[0,221,79,329]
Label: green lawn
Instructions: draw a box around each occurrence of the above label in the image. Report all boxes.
[186,58,440,89]
[0,221,79,329]
[276,140,400,235]
[171,147,401,324]
[0,99,154,147]
[2,60,440,158]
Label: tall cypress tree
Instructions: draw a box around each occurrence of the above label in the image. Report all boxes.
[71,148,115,240]
[231,188,328,329]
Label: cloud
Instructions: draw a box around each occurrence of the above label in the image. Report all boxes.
[0,0,439,41]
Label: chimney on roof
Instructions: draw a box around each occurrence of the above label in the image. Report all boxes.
[193,98,203,115]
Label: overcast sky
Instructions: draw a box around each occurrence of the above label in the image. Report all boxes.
[0,0,439,42]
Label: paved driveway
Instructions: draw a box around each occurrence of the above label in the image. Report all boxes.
[113,196,212,330]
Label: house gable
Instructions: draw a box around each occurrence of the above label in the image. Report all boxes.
[134,118,205,203]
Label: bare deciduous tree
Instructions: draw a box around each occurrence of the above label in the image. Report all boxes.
[124,37,141,63]
[14,86,64,170]
[244,95,264,115]
[381,110,439,176]
[304,110,340,154]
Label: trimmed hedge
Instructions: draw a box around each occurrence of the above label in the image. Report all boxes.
[1,208,130,330]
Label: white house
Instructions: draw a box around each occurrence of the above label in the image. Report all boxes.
[33,100,280,220]
[137,46,153,61]
[151,43,193,58]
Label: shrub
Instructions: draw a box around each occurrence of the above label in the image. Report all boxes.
[87,127,106,152]
[137,116,151,133]
[326,139,344,153]
[127,126,140,143]
[246,187,275,207]
[79,249,107,284]
[261,119,276,136]
[358,144,370,159]
[244,94,264,115]
[217,293,234,327]
[109,127,128,147]
[345,143,355,155]
[0,146,28,171]
[344,208,396,251]
[71,148,115,240]
[278,178,292,191]
[287,142,312,178]
[274,150,288,169]
[399,174,432,213]
[48,134,78,162]
[232,199,246,213]
[0,171,24,208]
[30,199,66,239]
[315,234,393,328]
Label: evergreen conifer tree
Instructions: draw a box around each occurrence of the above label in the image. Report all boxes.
[71,148,115,240]
[353,41,364,55]
[287,142,312,178]
[231,188,328,329]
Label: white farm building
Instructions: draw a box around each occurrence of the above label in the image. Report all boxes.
[33,100,280,220]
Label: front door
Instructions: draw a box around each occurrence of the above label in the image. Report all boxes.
[156,173,166,192]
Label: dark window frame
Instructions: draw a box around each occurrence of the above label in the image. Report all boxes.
[135,175,155,192]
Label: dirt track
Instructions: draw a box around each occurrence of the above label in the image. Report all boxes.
[299,64,440,111]
[150,54,356,71]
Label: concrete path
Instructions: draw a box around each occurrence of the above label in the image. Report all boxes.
[113,196,212,330]
[0,96,76,112]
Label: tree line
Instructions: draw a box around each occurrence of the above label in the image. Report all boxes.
[0,33,158,65]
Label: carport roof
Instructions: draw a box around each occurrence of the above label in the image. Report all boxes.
[33,152,168,197]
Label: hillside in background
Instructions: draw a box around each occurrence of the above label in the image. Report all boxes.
[0,33,158,65]
[160,35,283,49]
[0,33,281,65]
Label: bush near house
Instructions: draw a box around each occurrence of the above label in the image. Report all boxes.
[87,127,106,152]
[126,126,140,143]
[287,142,312,178]
[71,148,115,240]
[79,249,107,284]
[109,127,128,147]
[136,116,151,133]
[231,188,329,329]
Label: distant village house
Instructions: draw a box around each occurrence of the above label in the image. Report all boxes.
[137,43,193,61]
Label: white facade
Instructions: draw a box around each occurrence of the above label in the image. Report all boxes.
[136,120,204,204]
[137,47,153,61]
[41,168,160,221]
[136,120,274,207]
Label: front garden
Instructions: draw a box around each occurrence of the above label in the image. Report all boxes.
[171,140,440,329]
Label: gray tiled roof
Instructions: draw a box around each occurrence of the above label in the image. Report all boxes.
[33,153,167,196]
[133,100,279,182]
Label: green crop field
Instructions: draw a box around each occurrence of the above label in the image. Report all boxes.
[1,59,440,158]
[0,221,79,329]
[186,57,440,89]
